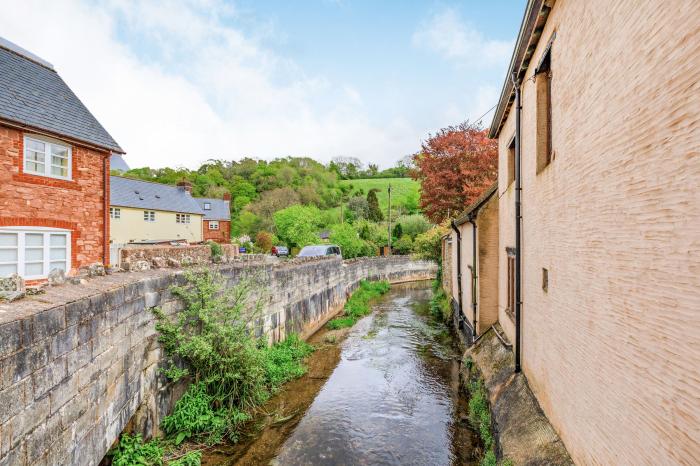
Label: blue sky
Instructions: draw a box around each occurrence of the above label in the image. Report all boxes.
[0,0,525,168]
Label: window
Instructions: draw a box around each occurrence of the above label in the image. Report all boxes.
[507,135,516,186]
[144,211,155,222]
[0,229,70,279]
[203,202,211,210]
[110,207,121,219]
[23,135,72,180]
[506,252,515,320]
[176,214,191,224]
[209,221,219,230]
[535,43,553,173]
[542,268,549,292]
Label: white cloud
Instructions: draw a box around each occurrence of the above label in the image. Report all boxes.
[0,0,420,168]
[412,7,512,69]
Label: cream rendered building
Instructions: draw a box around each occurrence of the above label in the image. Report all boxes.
[110,176,204,244]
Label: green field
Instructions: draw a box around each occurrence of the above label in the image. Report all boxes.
[339,178,420,211]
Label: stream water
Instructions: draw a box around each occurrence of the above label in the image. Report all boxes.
[204,281,479,465]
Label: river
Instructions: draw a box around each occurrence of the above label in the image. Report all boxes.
[204,281,479,465]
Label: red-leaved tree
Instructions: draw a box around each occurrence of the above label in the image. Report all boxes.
[411,121,498,223]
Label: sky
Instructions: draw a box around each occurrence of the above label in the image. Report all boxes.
[0,0,525,169]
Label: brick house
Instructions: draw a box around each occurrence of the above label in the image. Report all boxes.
[439,0,700,463]
[195,194,231,243]
[0,38,124,281]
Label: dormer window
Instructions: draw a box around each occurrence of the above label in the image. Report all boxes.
[24,135,72,180]
[204,202,211,210]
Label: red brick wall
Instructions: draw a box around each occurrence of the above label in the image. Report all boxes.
[0,123,109,275]
[203,220,230,243]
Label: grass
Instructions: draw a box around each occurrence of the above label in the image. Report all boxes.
[339,178,420,211]
[327,280,391,329]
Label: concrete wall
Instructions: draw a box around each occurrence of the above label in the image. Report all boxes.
[0,256,436,466]
[110,207,203,244]
[495,0,700,463]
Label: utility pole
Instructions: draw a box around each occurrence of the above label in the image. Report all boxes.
[387,184,392,255]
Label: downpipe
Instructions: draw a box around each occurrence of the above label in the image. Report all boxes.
[468,218,478,339]
[511,71,523,374]
[450,220,463,322]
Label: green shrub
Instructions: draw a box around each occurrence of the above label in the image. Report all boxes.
[167,451,202,466]
[327,280,390,329]
[108,433,164,466]
[208,241,222,260]
[261,334,314,389]
[392,235,413,255]
[429,288,451,323]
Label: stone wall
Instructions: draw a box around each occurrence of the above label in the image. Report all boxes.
[0,256,436,466]
[119,243,242,270]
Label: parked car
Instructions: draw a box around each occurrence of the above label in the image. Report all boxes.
[297,245,342,258]
[271,245,289,256]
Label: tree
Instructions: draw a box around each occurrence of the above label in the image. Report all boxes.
[255,231,273,252]
[273,205,321,248]
[236,211,261,237]
[392,223,403,239]
[329,224,375,259]
[366,189,384,222]
[411,121,498,223]
[347,196,369,221]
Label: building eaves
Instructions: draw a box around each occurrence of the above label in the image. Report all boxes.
[454,183,498,226]
[488,0,554,139]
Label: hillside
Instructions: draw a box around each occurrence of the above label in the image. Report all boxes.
[339,178,420,211]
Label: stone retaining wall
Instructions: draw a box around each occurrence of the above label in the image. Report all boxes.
[0,256,436,466]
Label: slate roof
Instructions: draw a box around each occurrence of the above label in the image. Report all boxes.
[0,37,124,153]
[110,154,130,172]
[194,198,230,221]
[454,183,498,226]
[110,176,203,215]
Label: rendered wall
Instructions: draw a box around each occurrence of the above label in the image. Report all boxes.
[495,0,700,463]
[110,207,203,244]
[0,256,436,465]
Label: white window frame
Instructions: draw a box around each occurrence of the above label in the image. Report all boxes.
[110,207,121,219]
[209,221,219,230]
[176,214,191,224]
[144,211,155,222]
[203,202,211,210]
[0,227,71,279]
[23,135,72,180]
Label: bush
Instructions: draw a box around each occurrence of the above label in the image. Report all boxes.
[329,223,375,258]
[255,231,273,252]
[396,214,431,238]
[153,269,314,445]
[108,434,164,466]
[208,241,222,261]
[392,235,413,255]
[429,288,451,323]
[327,280,390,329]
[412,224,448,262]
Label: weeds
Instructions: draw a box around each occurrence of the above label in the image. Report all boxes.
[108,434,164,466]
[467,373,513,466]
[167,451,202,466]
[429,287,451,323]
[327,280,390,329]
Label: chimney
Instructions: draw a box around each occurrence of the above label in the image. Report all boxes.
[176,180,192,194]
[223,192,232,201]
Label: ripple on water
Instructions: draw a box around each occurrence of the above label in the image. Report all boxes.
[273,283,463,466]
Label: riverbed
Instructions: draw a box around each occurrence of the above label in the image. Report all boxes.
[203,281,479,465]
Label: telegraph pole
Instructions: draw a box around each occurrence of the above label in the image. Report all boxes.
[387,184,392,255]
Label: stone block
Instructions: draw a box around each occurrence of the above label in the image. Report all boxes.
[0,321,22,358]
[144,291,160,309]
[51,326,78,358]
[0,379,28,424]
[25,412,62,463]
[32,356,66,400]
[49,374,77,414]
[32,307,66,342]
[48,268,66,286]
[67,343,92,374]
[0,443,25,466]
[65,298,91,327]
[4,396,50,452]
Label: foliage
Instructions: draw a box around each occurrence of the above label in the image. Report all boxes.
[329,223,375,259]
[429,288,451,323]
[346,196,369,221]
[411,121,498,223]
[366,189,384,222]
[109,434,164,466]
[327,280,390,329]
[392,223,403,239]
[255,231,273,252]
[338,178,421,215]
[392,235,413,255]
[412,224,448,262]
[397,214,431,239]
[208,241,222,261]
[152,269,314,446]
[355,220,388,248]
[273,205,322,248]
[167,451,202,466]
[330,156,412,179]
